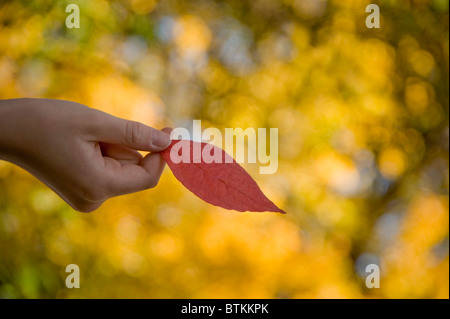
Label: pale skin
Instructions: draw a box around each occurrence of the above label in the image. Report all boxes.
[0,98,172,213]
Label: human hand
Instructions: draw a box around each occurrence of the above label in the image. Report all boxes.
[0,98,171,212]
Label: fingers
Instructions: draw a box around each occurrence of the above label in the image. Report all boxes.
[102,152,167,197]
[99,142,143,165]
[88,111,171,152]
[98,128,172,195]
[161,127,173,135]
[99,127,173,196]
[83,113,173,200]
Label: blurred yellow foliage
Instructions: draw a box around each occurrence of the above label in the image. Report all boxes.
[0,0,448,299]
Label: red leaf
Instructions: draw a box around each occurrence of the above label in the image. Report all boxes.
[161,139,285,214]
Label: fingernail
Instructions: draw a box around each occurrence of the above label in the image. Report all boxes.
[161,127,173,135]
[152,130,171,148]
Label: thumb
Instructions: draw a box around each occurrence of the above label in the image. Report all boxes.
[89,111,171,152]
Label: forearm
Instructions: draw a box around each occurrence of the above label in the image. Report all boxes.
[0,98,15,161]
[0,98,39,164]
